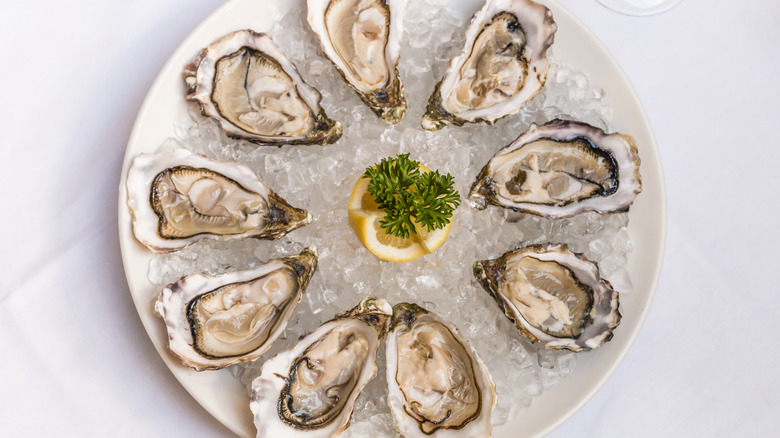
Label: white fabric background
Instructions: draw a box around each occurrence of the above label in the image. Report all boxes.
[1,0,778,436]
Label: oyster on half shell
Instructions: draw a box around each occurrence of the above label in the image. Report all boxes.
[250,297,392,438]
[308,0,409,123]
[474,244,621,352]
[386,303,496,438]
[155,247,318,370]
[423,0,556,130]
[469,119,642,218]
[126,149,310,253]
[184,29,342,145]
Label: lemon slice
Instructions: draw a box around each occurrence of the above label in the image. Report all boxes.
[348,170,452,263]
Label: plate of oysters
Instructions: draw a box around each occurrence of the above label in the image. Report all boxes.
[118,0,666,437]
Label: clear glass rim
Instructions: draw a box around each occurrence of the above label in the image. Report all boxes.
[596,0,683,16]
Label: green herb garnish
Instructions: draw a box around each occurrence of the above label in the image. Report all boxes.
[363,154,460,239]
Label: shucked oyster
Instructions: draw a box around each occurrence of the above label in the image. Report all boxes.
[155,247,318,370]
[250,297,392,438]
[423,0,556,130]
[474,244,621,352]
[308,0,409,123]
[126,149,310,252]
[469,119,642,218]
[386,303,496,438]
[184,29,342,145]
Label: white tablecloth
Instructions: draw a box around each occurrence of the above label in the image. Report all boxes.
[2,0,778,436]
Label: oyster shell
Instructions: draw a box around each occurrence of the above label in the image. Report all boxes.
[184,29,342,145]
[386,303,496,438]
[308,0,409,123]
[422,0,556,130]
[469,119,642,218]
[474,244,621,352]
[126,148,310,252]
[250,297,392,438]
[155,247,318,370]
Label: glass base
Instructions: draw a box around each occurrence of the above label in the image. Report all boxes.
[596,0,683,16]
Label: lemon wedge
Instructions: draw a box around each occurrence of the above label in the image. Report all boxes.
[348,168,452,263]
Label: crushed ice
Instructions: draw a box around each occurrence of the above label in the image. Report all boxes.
[146,0,635,434]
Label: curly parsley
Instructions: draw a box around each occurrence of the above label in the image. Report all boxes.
[363,154,460,239]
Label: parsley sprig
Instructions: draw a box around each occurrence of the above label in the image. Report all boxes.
[363,154,460,239]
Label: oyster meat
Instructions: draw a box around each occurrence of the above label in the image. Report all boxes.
[474,244,621,351]
[250,297,392,438]
[386,303,496,438]
[126,148,310,252]
[423,0,556,130]
[155,248,318,370]
[308,0,409,123]
[469,119,642,218]
[184,29,342,145]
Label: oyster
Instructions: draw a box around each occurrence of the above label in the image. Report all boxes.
[126,148,310,252]
[155,248,318,370]
[474,244,621,352]
[386,303,496,438]
[469,119,642,218]
[250,297,392,438]
[422,0,556,130]
[183,29,342,145]
[307,0,409,123]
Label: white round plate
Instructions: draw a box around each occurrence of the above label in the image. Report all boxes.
[118,0,667,437]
